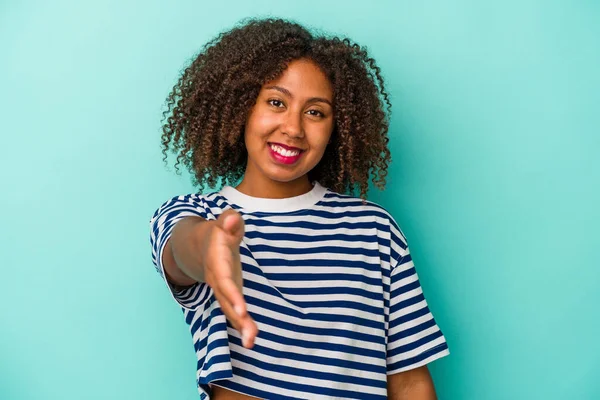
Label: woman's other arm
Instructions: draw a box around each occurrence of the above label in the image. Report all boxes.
[387,365,438,400]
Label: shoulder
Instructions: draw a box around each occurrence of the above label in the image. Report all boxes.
[151,191,211,211]
[320,190,410,261]
[319,189,402,229]
[149,189,227,222]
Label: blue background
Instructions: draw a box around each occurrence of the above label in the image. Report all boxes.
[1,0,598,399]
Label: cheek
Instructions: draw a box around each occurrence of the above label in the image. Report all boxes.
[247,109,277,134]
[309,125,334,151]
[244,114,270,151]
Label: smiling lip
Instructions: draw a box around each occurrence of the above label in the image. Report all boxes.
[268,142,304,152]
[268,143,304,165]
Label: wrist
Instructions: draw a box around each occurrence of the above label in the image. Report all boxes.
[194,219,216,279]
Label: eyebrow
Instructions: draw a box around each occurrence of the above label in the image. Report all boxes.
[264,85,333,107]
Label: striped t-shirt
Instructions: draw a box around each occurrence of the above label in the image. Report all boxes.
[149,181,449,399]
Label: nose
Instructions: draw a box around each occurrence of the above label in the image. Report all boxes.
[281,109,304,139]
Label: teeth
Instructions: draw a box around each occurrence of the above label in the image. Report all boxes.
[270,144,300,157]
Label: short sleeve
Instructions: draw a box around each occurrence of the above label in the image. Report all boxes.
[149,194,214,311]
[386,221,450,375]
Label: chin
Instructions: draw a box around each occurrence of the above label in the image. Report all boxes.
[267,174,304,183]
[262,168,308,183]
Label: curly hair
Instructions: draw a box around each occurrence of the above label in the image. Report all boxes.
[161,17,392,200]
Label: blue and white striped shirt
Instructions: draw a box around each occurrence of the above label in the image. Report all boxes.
[149,181,449,399]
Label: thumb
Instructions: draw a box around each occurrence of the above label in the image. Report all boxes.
[219,210,245,240]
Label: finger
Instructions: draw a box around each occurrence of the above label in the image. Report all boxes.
[213,278,258,346]
[217,277,247,317]
[214,287,257,346]
[223,301,257,349]
[214,290,243,331]
[213,282,259,349]
[239,317,259,349]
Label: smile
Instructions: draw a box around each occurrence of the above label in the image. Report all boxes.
[268,143,304,165]
[269,143,301,156]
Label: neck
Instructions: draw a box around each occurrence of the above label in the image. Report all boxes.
[235,174,314,199]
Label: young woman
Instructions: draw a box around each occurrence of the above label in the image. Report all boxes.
[150,17,449,400]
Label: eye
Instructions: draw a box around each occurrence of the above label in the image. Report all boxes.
[268,99,285,108]
[306,109,325,118]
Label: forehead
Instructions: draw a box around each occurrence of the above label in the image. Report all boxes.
[264,58,333,98]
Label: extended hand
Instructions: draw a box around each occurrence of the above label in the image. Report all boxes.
[202,209,258,349]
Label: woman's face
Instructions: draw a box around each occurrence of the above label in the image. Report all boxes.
[243,58,334,186]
